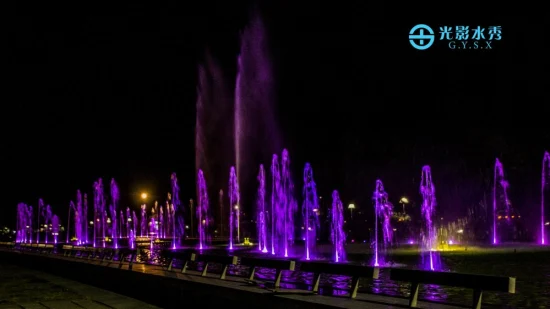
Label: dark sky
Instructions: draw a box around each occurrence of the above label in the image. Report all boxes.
[4,2,549,228]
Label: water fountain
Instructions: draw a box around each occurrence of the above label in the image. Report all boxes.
[44,205,52,243]
[68,201,81,244]
[110,179,119,248]
[228,166,240,249]
[542,151,550,245]
[140,204,147,237]
[420,166,440,271]
[171,172,183,249]
[372,180,393,266]
[197,169,210,250]
[278,149,297,257]
[83,193,88,244]
[76,191,84,244]
[16,203,32,243]
[330,190,346,262]
[302,163,319,260]
[493,158,511,244]
[36,199,44,243]
[270,154,279,255]
[131,211,138,249]
[257,164,268,252]
[51,215,59,244]
[93,179,105,247]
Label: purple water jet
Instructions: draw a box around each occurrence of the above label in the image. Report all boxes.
[76,191,84,244]
[51,215,59,244]
[197,169,210,250]
[493,158,511,244]
[37,199,44,243]
[170,172,183,249]
[330,190,346,263]
[110,179,119,248]
[257,164,268,252]
[277,149,297,257]
[372,180,393,266]
[44,205,52,243]
[228,166,240,250]
[140,204,147,237]
[234,12,281,196]
[420,166,440,271]
[16,203,32,243]
[83,193,88,244]
[270,154,279,255]
[93,179,106,247]
[542,151,550,245]
[302,163,319,260]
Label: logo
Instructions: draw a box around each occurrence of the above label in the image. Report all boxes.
[409,24,435,50]
[409,24,502,50]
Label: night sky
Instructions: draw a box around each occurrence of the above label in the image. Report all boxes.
[5,2,549,229]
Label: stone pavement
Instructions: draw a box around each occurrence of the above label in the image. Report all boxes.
[0,263,159,309]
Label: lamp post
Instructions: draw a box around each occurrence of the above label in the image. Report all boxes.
[399,197,409,214]
[348,203,355,219]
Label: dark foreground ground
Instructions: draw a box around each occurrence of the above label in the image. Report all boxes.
[0,263,159,309]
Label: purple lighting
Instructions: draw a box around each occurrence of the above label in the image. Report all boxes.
[542,151,550,245]
[110,179,120,249]
[197,169,210,250]
[228,166,240,250]
[372,180,393,267]
[257,164,268,253]
[420,166,440,271]
[302,163,319,260]
[330,190,346,262]
[493,158,511,245]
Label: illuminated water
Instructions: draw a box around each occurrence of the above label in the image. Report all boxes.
[256,164,268,252]
[493,158,511,244]
[372,180,393,266]
[301,163,319,260]
[330,190,346,262]
[420,166,440,271]
[541,151,550,244]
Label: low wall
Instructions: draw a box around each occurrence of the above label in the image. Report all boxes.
[0,251,334,309]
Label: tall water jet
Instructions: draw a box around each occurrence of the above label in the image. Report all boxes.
[93,179,105,247]
[279,149,297,257]
[140,204,147,237]
[197,170,210,250]
[330,190,346,263]
[234,11,281,191]
[83,193,88,244]
[270,154,280,255]
[131,211,138,248]
[228,166,240,250]
[420,166,439,271]
[302,163,319,260]
[44,205,52,243]
[373,180,393,266]
[51,215,59,244]
[17,203,32,243]
[37,199,44,243]
[256,164,268,252]
[493,158,511,244]
[68,201,81,243]
[171,173,183,249]
[110,179,119,248]
[76,191,83,244]
[542,151,550,245]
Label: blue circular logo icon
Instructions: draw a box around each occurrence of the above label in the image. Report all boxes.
[409,24,434,50]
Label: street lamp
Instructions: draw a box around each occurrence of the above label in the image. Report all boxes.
[399,197,409,214]
[348,203,355,219]
[141,192,148,200]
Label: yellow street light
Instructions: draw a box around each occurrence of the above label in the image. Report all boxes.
[141,192,148,200]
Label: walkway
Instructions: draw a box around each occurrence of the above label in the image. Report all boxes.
[8,250,464,309]
[0,262,159,309]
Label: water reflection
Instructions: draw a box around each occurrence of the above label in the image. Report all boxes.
[132,244,550,309]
